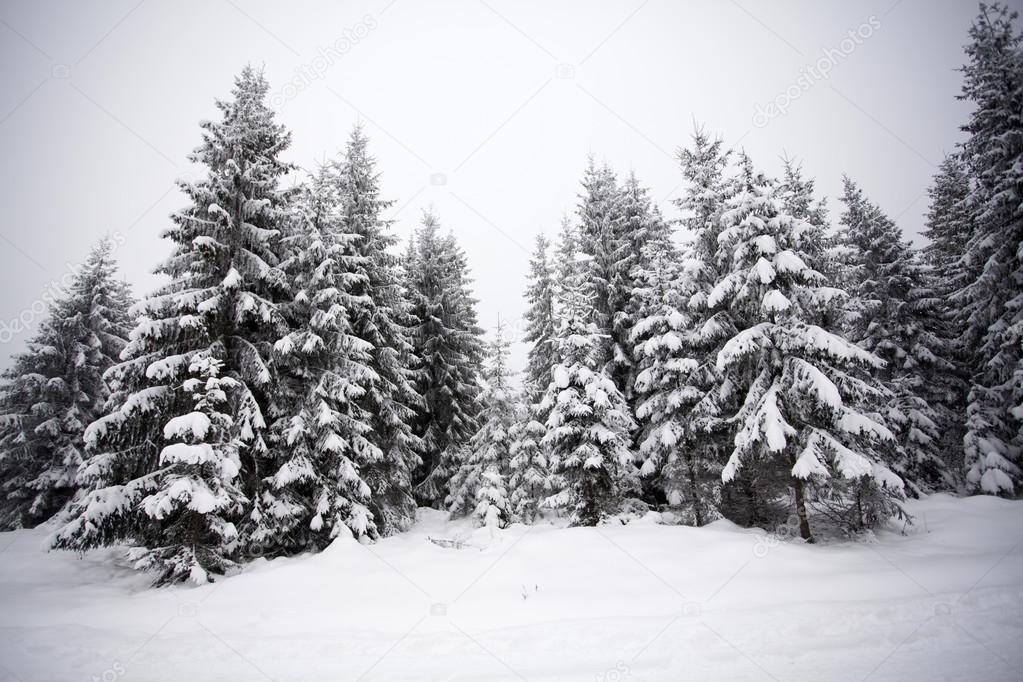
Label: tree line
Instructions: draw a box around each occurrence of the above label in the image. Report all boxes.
[0,3,1018,585]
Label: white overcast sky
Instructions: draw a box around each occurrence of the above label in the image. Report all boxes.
[0,0,1002,374]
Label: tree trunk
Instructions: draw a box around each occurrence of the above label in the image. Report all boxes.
[792,477,814,543]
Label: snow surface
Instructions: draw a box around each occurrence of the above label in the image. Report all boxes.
[1,494,1022,681]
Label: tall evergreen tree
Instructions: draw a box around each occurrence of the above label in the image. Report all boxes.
[576,159,624,373]
[51,66,293,583]
[553,214,582,305]
[650,128,737,521]
[0,238,133,529]
[630,238,722,525]
[406,211,484,506]
[541,258,637,526]
[335,126,423,534]
[711,163,904,541]
[920,154,973,477]
[616,172,671,406]
[252,164,379,553]
[956,4,1023,495]
[837,177,951,495]
[447,320,516,527]
[522,234,557,406]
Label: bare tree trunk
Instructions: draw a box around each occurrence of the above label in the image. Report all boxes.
[792,478,814,543]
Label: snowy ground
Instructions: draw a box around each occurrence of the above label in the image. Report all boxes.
[1,494,1022,681]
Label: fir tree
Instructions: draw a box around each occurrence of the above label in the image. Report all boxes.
[253,164,379,553]
[335,126,423,534]
[616,172,671,406]
[576,158,624,372]
[778,157,829,228]
[0,238,133,529]
[920,154,973,477]
[553,214,582,304]
[406,211,484,506]
[52,66,293,579]
[956,4,1023,495]
[711,163,904,541]
[541,259,637,526]
[522,233,557,407]
[447,320,516,528]
[838,177,951,495]
[650,128,737,521]
[133,355,247,585]
[630,239,722,525]
[507,416,555,524]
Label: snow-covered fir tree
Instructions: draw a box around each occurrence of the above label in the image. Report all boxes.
[406,211,484,506]
[51,66,293,577]
[522,233,557,406]
[630,238,722,525]
[254,163,379,553]
[0,237,133,530]
[778,158,829,228]
[133,355,247,585]
[447,320,517,528]
[334,126,423,534]
[646,128,736,521]
[711,161,904,541]
[837,177,951,495]
[541,259,637,526]
[956,4,1023,495]
[575,158,624,374]
[553,214,582,305]
[920,153,973,476]
[616,172,671,407]
[507,415,555,524]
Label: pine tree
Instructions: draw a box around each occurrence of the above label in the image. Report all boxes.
[778,158,829,228]
[335,126,423,534]
[541,259,637,526]
[522,234,557,406]
[51,66,293,580]
[711,163,904,541]
[553,214,582,304]
[956,4,1023,495]
[253,164,379,553]
[838,177,951,495]
[575,158,624,373]
[406,211,484,506]
[0,238,133,529]
[133,355,247,585]
[632,127,735,522]
[507,416,555,524]
[616,172,671,406]
[920,154,973,478]
[630,239,722,525]
[447,320,516,528]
